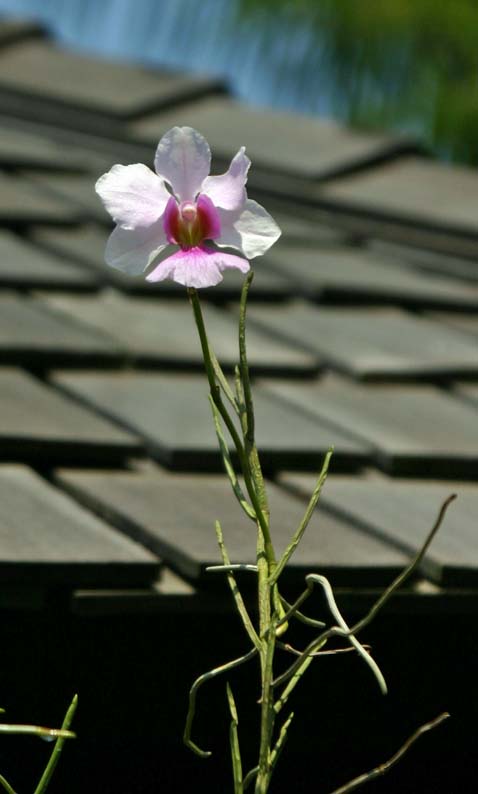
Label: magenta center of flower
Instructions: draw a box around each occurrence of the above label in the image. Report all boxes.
[163,194,221,250]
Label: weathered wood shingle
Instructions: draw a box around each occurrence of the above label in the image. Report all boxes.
[51,371,368,472]
[0,25,476,607]
[0,368,143,465]
[56,466,409,588]
[0,465,159,587]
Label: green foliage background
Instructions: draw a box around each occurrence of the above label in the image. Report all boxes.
[238,0,478,164]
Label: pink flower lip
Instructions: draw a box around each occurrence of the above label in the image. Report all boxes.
[163,193,221,249]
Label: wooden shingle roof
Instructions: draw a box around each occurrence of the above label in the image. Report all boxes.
[1,18,478,615]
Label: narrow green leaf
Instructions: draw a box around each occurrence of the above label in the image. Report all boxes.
[184,648,258,758]
[208,396,256,521]
[268,711,294,778]
[280,595,325,629]
[274,655,315,715]
[209,346,238,413]
[215,521,261,651]
[271,448,333,586]
[243,766,259,791]
[226,683,243,794]
[189,288,247,468]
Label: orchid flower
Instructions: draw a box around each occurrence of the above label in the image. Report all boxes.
[95,126,281,288]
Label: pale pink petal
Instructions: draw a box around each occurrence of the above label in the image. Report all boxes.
[201,147,250,211]
[105,220,168,275]
[154,126,211,203]
[146,245,249,288]
[216,199,281,259]
[95,164,169,229]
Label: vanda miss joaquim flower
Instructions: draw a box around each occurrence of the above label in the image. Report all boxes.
[95,125,281,288]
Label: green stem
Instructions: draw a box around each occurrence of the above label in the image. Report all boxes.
[0,773,17,794]
[188,288,275,568]
[255,622,276,794]
[188,284,279,794]
[34,695,77,794]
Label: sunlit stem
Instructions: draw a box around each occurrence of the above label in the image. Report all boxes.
[238,273,276,572]
[188,287,274,565]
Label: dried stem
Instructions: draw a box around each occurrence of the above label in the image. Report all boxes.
[277,642,371,658]
[328,713,450,794]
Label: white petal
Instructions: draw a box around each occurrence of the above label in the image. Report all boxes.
[95,164,170,229]
[154,126,211,203]
[105,221,168,275]
[217,199,281,259]
[201,147,250,210]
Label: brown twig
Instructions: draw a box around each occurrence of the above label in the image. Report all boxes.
[277,642,371,657]
[328,713,450,794]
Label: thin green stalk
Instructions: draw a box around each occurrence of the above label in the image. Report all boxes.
[0,725,74,739]
[238,275,275,571]
[0,774,17,794]
[34,694,78,794]
[209,396,256,522]
[188,281,291,794]
[237,275,287,657]
[188,288,246,464]
[188,288,272,559]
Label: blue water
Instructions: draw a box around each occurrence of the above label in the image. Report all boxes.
[0,0,333,118]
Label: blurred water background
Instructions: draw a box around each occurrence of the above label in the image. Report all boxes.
[0,0,476,164]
